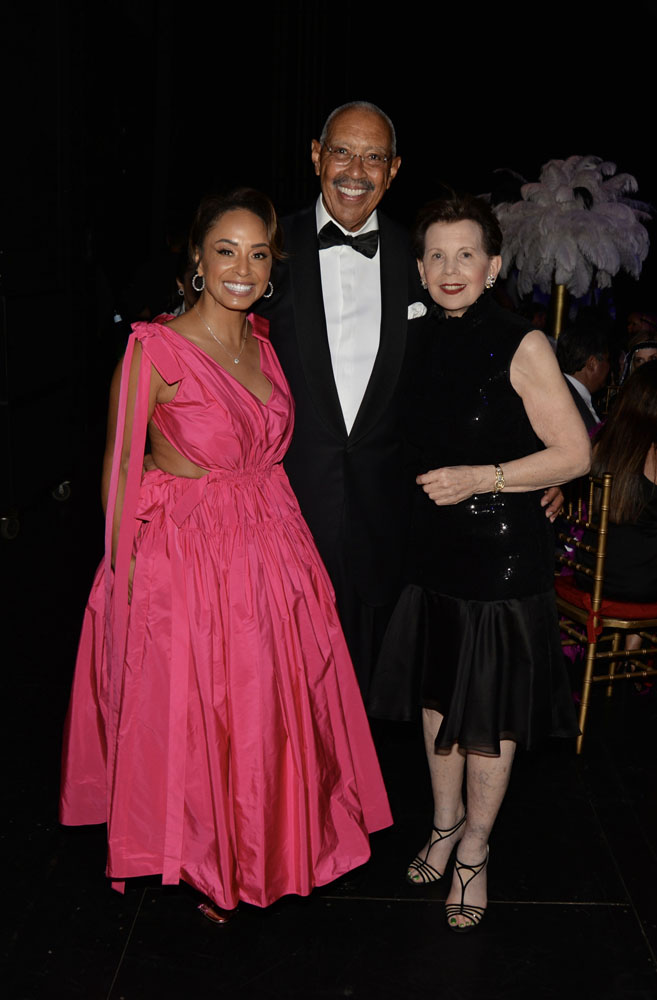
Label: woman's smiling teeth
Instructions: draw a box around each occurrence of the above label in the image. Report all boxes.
[224,282,254,295]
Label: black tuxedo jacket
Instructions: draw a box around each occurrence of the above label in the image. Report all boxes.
[564,377,599,433]
[258,204,423,607]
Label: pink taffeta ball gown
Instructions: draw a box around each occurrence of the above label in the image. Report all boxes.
[60,315,392,910]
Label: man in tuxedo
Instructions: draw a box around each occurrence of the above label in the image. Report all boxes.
[260,101,424,699]
[556,325,610,432]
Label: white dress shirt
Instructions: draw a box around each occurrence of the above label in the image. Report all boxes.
[565,373,600,422]
[316,197,381,434]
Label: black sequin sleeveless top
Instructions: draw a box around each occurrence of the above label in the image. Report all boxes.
[400,294,555,601]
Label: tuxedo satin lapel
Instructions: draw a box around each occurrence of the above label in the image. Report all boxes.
[349,214,408,443]
[287,210,347,437]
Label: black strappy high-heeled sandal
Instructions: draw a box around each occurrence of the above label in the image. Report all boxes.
[445,849,489,932]
[406,813,466,885]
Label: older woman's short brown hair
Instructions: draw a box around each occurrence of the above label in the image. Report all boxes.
[412,192,503,259]
[189,188,284,264]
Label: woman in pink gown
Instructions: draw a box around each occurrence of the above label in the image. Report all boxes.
[60,189,391,916]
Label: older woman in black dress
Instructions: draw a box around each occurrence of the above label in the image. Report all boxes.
[378,194,590,931]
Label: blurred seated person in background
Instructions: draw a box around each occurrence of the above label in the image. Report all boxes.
[626,309,657,342]
[620,325,657,385]
[557,324,610,432]
[577,360,657,605]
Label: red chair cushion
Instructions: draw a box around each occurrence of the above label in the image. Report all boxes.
[555,576,657,641]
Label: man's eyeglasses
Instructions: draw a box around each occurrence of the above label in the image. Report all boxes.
[322,144,391,171]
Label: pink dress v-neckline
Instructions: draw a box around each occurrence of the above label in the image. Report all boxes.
[163,320,275,406]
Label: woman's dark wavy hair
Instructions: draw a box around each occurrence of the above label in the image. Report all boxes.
[591,360,657,523]
[189,188,284,264]
[412,192,503,259]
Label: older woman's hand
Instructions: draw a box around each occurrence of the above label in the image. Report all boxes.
[540,486,564,522]
[417,466,486,505]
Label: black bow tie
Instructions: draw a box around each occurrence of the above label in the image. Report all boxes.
[318,221,379,259]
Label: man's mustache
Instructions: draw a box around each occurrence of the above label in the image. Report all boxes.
[331,176,375,193]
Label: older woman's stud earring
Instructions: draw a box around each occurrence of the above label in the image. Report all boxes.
[485,274,495,290]
[263,281,274,299]
[421,278,428,290]
[192,272,205,292]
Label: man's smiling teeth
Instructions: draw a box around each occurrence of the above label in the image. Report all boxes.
[225,282,253,293]
[337,185,367,197]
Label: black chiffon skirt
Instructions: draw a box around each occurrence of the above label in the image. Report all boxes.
[368,584,578,755]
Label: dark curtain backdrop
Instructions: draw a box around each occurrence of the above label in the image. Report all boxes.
[2,0,655,513]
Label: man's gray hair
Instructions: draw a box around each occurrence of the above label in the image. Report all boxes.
[319,101,397,157]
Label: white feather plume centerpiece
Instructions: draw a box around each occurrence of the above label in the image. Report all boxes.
[494,156,651,299]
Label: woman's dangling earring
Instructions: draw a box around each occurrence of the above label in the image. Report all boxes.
[263,281,274,299]
[192,272,205,292]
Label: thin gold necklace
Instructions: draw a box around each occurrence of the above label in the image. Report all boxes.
[194,303,248,365]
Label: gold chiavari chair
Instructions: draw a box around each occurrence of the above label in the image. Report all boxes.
[555,473,657,752]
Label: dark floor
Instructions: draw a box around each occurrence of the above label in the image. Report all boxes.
[3,481,657,1000]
